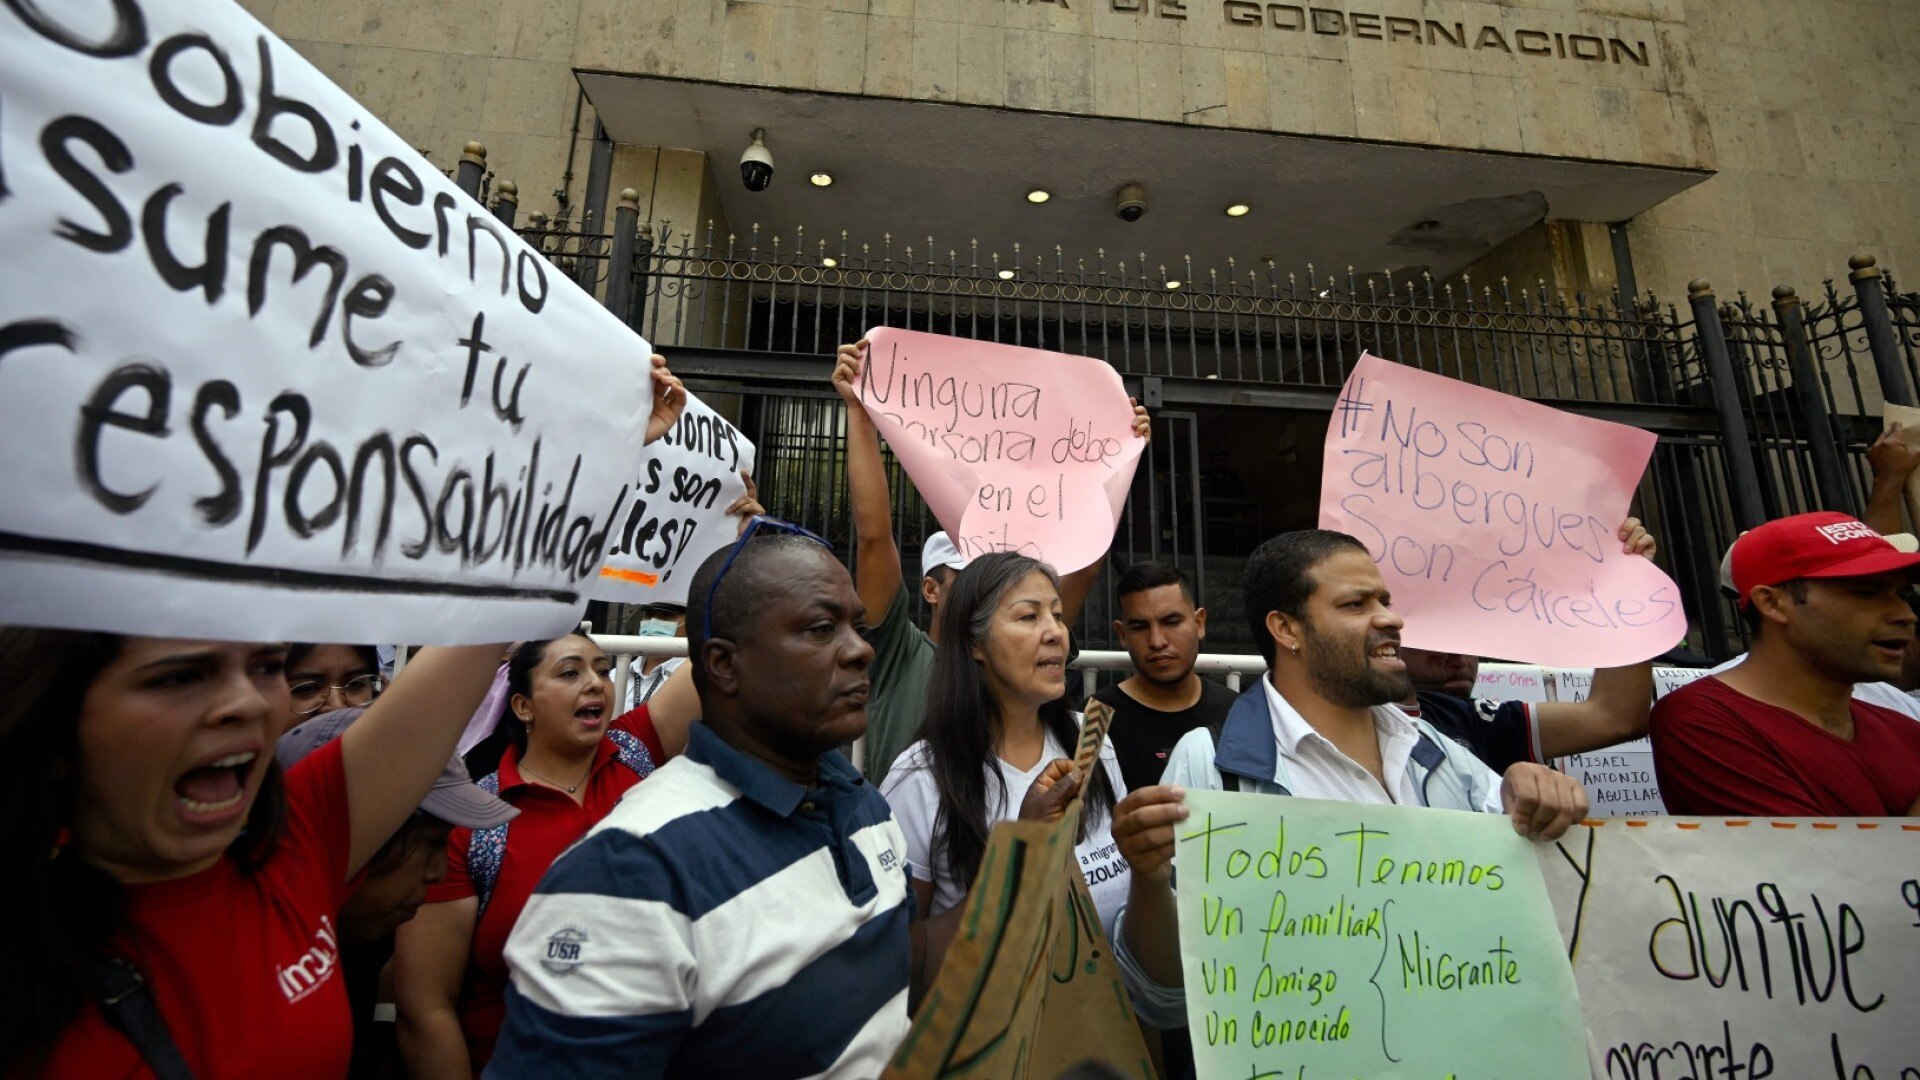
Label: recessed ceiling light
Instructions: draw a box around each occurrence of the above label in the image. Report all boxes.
[1026,189,1050,204]
[822,257,838,268]
[998,269,1016,280]
[1225,203,1251,217]
[810,172,833,187]
[1165,280,1182,290]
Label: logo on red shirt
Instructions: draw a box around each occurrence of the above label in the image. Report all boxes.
[275,914,341,1003]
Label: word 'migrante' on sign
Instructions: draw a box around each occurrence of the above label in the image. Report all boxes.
[592,393,755,607]
[1538,819,1920,1077]
[1176,791,1590,1079]
[854,328,1143,574]
[0,0,654,643]
[1318,353,1687,669]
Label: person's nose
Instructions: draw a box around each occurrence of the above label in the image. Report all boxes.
[1376,609,1405,632]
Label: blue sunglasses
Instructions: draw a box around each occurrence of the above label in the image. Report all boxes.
[701,515,833,641]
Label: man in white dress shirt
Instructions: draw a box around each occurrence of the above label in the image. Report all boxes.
[1101,529,1590,1027]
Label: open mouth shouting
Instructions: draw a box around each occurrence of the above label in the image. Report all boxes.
[1368,637,1404,671]
[174,746,261,826]
[574,701,608,731]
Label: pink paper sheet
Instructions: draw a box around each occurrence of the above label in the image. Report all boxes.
[854,329,1145,574]
[1318,353,1686,668]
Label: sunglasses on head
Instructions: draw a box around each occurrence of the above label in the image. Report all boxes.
[701,515,832,641]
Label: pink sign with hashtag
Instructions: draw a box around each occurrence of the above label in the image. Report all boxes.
[854,328,1144,574]
[1318,353,1686,668]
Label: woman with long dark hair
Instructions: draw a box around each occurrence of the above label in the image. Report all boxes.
[393,632,698,1077]
[879,553,1132,936]
[0,632,503,1077]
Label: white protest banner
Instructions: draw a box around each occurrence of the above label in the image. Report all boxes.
[853,328,1144,573]
[0,1,654,643]
[592,394,754,606]
[1538,818,1920,1076]
[1319,353,1687,668]
[1655,665,1711,698]
[1474,663,1551,703]
[1560,740,1663,816]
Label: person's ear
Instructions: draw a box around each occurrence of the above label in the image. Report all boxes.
[1749,586,1796,628]
[704,639,743,697]
[921,574,941,607]
[1112,618,1126,639]
[510,693,533,722]
[1266,611,1303,658]
[1194,607,1208,641]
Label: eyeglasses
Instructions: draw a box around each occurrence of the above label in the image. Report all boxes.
[288,674,387,716]
[702,515,832,642]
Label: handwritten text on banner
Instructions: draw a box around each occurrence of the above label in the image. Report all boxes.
[592,394,755,606]
[1176,790,1589,1080]
[1539,819,1920,1077]
[1319,353,1686,668]
[855,328,1143,574]
[0,1,653,642]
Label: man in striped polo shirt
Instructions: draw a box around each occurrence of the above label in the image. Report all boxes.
[488,531,913,1078]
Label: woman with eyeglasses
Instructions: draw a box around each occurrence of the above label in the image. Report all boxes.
[879,553,1133,943]
[286,643,386,722]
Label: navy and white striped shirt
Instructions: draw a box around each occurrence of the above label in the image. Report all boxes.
[487,724,913,1079]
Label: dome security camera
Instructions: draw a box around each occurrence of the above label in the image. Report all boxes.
[1114,183,1148,223]
[740,129,774,192]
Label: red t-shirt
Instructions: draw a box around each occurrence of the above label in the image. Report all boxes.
[1651,675,1920,816]
[40,739,354,1079]
[425,705,665,1070]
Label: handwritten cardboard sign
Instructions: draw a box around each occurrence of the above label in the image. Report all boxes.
[592,393,755,606]
[854,328,1143,574]
[0,1,653,642]
[1176,790,1589,1079]
[885,802,1152,1079]
[1319,354,1686,668]
[1538,819,1920,1075]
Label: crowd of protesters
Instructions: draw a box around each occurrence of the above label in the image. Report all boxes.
[6,341,1919,1080]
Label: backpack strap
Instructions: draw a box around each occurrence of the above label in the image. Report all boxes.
[469,772,509,919]
[92,955,196,1080]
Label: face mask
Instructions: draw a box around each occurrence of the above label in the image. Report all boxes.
[639,618,677,637]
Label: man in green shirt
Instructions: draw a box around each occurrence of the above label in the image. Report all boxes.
[831,339,1121,784]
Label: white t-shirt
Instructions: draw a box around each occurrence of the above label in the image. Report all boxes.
[880,724,1132,938]
[1706,654,1920,721]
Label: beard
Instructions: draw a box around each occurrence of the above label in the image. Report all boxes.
[1303,625,1412,708]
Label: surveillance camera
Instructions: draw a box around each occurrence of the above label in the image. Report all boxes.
[740,129,774,192]
[1114,183,1148,223]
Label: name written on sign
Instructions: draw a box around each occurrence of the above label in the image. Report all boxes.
[1330,376,1679,633]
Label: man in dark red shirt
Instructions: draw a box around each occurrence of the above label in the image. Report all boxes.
[1651,511,1920,816]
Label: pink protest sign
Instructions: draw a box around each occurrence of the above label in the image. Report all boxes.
[1318,353,1686,668]
[854,328,1144,573]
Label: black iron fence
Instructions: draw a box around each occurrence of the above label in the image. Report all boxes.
[460,167,1918,661]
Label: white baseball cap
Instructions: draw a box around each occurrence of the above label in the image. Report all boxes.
[921,531,970,577]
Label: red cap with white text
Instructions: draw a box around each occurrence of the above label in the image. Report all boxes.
[1728,511,1920,607]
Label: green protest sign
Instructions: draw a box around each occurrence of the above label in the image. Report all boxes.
[1176,790,1588,1079]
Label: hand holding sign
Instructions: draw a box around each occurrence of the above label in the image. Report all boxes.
[848,329,1146,574]
[593,389,758,606]
[1319,354,1686,668]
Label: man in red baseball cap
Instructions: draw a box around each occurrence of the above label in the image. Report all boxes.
[1651,511,1920,816]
